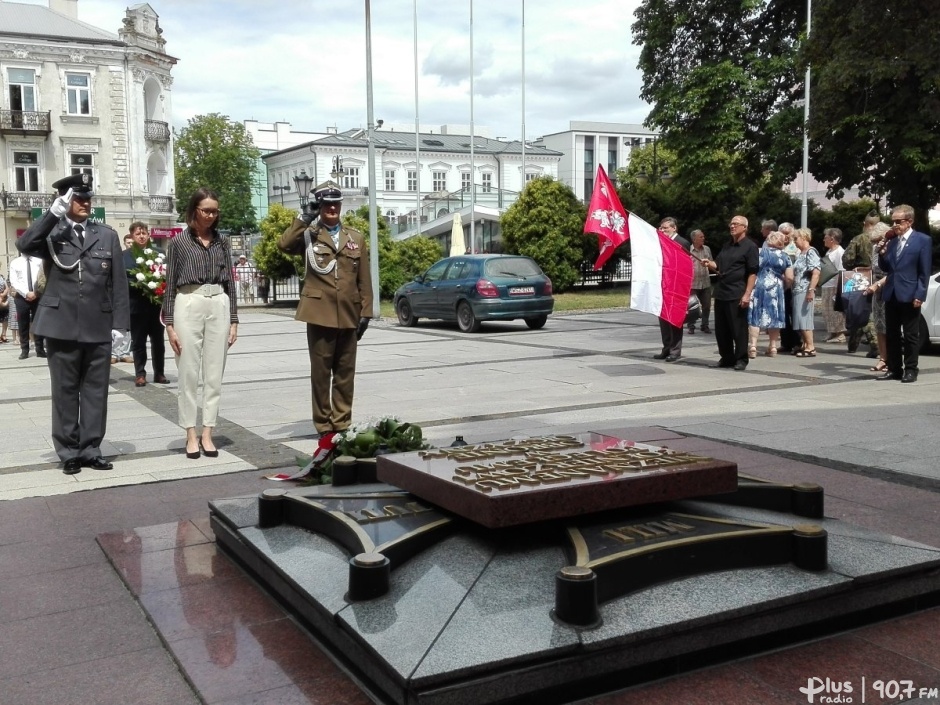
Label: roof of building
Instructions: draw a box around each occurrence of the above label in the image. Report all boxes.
[0,1,122,45]
[313,130,562,157]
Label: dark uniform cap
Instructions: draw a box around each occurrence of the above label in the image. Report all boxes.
[313,181,343,204]
[51,173,94,198]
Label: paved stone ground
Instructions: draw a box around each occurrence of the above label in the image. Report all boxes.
[1,307,938,704]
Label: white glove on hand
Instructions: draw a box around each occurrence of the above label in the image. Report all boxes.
[111,329,126,344]
[50,188,73,218]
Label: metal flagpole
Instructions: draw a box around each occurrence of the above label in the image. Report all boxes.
[469,0,475,254]
[800,0,812,229]
[365,0,379,317]
[414,0,421,235]
[521,1,525,192]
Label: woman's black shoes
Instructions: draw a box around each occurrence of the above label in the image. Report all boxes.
[199,441,219,458]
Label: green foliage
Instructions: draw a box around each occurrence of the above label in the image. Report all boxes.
[335,417,428,458]
[174,114,261,234]
[500,177,588,292]
[254,203,303,280]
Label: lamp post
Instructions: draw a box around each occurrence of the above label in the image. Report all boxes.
[272,185,288,205]
[330,156,345,184]
[293,169,314,209]
[634,137,672,186]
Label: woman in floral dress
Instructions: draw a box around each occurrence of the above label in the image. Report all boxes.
[747,231,792,357]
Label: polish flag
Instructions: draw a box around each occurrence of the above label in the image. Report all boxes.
[583,166,693,328]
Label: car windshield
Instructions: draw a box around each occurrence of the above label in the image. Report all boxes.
[484,258,542,279]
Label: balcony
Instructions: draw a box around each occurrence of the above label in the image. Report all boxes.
[0,110,52,136]
[0,191,54,212]
[144,119,171,142]
[149,195,174,213]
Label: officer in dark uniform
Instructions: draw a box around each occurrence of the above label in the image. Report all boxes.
[16,174,130,474]
[278,182,373,435]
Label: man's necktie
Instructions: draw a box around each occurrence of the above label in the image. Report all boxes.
[74,224,85,246]
[26,259,33,292]
[896,236,906,261]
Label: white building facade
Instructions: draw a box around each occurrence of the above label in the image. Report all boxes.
[0,0,177,271]
[534,121,659,202]
[262,125,561,248]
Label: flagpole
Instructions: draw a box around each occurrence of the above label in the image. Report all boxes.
[520,1,525,191]
[414,0,421,235]
[469,0,476,254]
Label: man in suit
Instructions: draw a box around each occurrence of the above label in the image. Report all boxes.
[7,252,45,359]
[654,217,691,362]
[123,222,168,387]
[16,173,129,474]
[876,204,932,383]
[278,182,373,435]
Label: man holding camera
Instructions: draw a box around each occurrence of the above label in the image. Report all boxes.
[16,173,129,474]
[278,182,373,435]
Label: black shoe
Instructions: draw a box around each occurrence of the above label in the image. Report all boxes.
[875,371,902,381]
[901,370,918,383]
[153,375,170,384]
[18,351,28,360]
[82,456,113,470]
[779,347,792,354]
[63,459,82,475]
[200,441,219,458]
[652,352,669,360]
[701,326,711,334]
[36,349,47,358]
[665,354,681,362]
[687,327,696,334]
[733,361,747,371]
[866,349,879,359]
[715,360,735,368]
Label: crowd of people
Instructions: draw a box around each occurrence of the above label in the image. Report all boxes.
[676,206,931,377]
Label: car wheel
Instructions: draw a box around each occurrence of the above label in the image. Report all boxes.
[457,301,481,333]
[396,298,417,327]
[919,314,931,353]
[524,315,548,330]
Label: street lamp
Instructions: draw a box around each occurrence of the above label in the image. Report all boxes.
[330,156,345,183]
[293,170,314,208]
[272,184,288,205]
[634,137,672,186]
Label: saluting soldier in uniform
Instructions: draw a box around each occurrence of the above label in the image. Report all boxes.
[16,174,129,475]
[279,182,373,435]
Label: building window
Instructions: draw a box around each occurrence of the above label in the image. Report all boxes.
[432,170,446,192]
[407,169,417,192]
[584,135,594,172]
[13,151,40,192]
[343,167,359,189]
[385,170,396,191]
[525,172,536,183]
[407,211,418,225]
[608,146,617,176]
[70,152,93,177]
[384,209,396,225]
[66,73,91,115]
[461,172,471,192]
[481,172,493,193]
[8,68,37,114]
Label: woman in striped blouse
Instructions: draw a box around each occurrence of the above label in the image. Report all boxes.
[162,187,238,459]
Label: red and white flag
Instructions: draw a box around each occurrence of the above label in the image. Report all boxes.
[583,165,629,270]
[583,166,694,328]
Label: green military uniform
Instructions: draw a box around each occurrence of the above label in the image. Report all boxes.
[279,185,373,434]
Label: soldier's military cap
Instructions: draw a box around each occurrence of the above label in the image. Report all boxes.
[51,173,94,198]
[313,181,343,204]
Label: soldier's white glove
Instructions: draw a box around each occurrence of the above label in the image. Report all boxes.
[111,329,126,344]
[50,188,73,218]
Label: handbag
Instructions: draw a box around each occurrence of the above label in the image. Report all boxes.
[818,255,838,286]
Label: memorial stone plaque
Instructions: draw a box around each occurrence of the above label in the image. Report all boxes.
[377,433,738,528]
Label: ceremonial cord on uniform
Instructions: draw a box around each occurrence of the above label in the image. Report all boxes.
[304,221,338,276]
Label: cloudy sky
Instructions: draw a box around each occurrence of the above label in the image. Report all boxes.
[24,0,651,139]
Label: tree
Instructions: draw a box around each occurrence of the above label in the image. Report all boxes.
[254,203,302,281]
[500,177,588,292]
[804,0,940,229]
[633,0,939,228]
[174,113,260,234]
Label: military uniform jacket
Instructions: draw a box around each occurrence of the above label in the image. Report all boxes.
[279,218,373,329]
[16,210,130,343]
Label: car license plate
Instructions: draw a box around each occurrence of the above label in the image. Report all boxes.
[509,286,535,296]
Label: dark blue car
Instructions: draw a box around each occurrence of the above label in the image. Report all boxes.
[394,254,554,332]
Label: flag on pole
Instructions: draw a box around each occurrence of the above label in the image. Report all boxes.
[583,165,628,270]
[628,213,694,328]
[582,165,694,328]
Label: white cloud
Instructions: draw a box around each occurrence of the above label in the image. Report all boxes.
[21,0,651,139]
